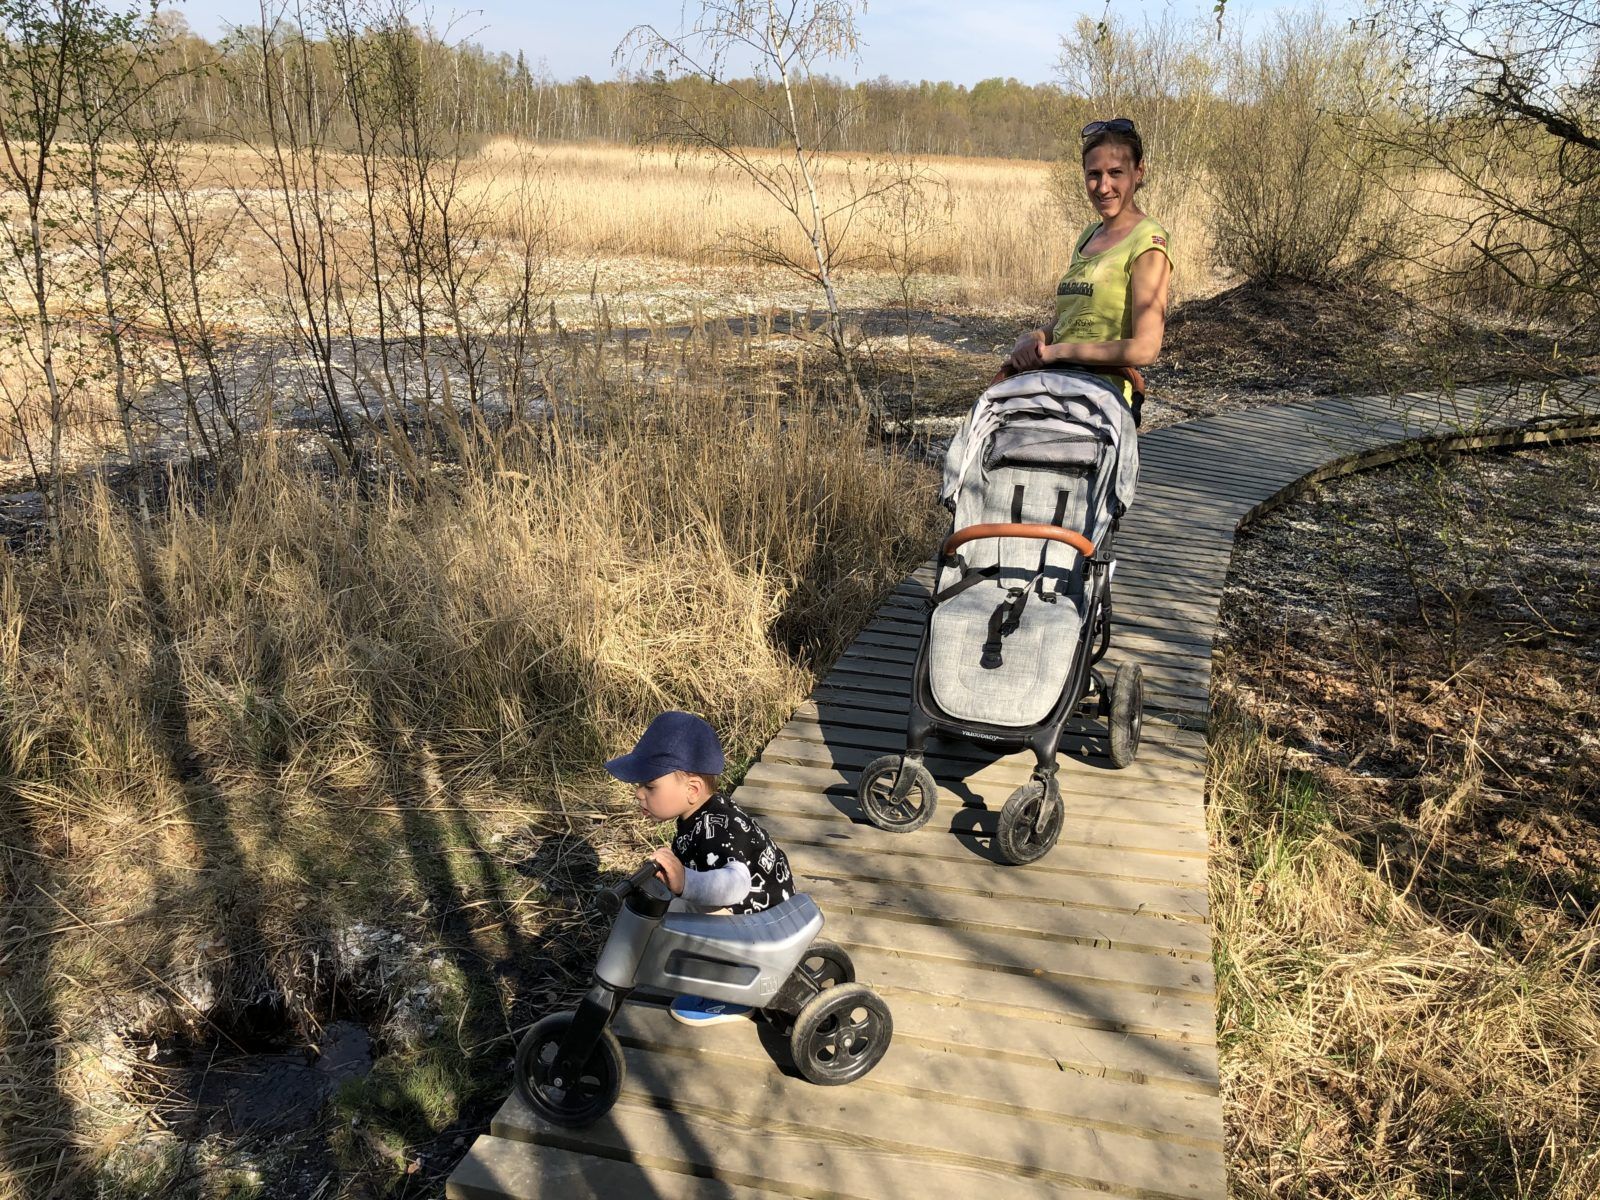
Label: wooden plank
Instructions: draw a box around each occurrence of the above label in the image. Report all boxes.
[760,730,1208,793]
[811,907,1215,1001]
[575,1036,1227,1197]
[612,1004,1224,1143]
[797,871,1211,960]
[742,757,1207,809]
[741,772,1207,834]
[447,1138,772,1200]
[769,831,1209,921]
[782,700,1211,755]
[742,802,1212,891]
[491,1091,1192,1200]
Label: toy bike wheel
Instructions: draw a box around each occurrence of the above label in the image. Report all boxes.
[799,939,855,989]
[513,1011,625,1128]
[857,755,937,833]
[996,779,1063,865]
[789,982,892,1086]
[1108,661,1144,769]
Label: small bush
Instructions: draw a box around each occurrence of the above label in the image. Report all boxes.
[1207,13,1399,288]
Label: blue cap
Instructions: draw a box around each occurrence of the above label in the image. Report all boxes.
[604,711,726,783]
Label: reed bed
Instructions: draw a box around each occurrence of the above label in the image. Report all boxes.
[0,367,943,1197]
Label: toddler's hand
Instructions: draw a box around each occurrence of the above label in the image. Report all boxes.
[650,847,686,896]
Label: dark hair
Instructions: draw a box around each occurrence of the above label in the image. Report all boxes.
[1082,126,1144,168]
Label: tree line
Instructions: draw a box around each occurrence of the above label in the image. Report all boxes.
[124,8,1079,159]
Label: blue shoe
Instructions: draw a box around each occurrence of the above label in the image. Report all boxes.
[670,995,752,1027]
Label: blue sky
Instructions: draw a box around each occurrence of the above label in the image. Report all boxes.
[167,0,1293,87]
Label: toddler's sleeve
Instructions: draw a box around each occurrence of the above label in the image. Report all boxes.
[681,861,753,909]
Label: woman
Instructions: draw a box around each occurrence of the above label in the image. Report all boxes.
[1004,117,1172,412]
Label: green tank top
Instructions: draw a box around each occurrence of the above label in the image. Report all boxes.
[1052,216,1171,404]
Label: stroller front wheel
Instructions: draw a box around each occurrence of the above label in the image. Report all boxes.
[857,755,938,833]
[513,1011,625,1128]
[996,779,1064,865]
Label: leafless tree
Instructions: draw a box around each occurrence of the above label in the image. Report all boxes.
[620,0,883,416]
[1374,0,1600,332]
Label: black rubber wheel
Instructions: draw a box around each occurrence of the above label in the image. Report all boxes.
[789,982,893,1086]
[513,1011,625,1128]
[798,939,855,989]
[995,779,1064,865]
[1108,661,1144,769]
[857,755,938,833]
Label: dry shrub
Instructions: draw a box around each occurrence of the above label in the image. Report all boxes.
[0,378,942,1195]
[1207,12,1399,288]
[1211,703,1600,1199]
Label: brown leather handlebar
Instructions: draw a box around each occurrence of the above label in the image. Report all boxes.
[944,523,1095,560]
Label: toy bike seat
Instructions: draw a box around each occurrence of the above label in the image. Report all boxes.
[623,894,825,1006]
[663,893,823,946]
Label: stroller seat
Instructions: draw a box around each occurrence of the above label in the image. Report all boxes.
[929,453,1096,728]
[929,580,1085,726]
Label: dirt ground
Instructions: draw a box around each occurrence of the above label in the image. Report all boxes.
[1218,440,1600,953]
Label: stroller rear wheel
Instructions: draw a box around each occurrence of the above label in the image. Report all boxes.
[857,755,938,833]
[1108,661,1144,769]
[996,778,1064,865]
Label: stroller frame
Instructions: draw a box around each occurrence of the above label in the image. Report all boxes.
[858,368,1144,865]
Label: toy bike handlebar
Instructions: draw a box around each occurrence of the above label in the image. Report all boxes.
[944,523,1095,560]
[599,861,666,917]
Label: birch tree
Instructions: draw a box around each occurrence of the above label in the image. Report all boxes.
[620,1,879,416]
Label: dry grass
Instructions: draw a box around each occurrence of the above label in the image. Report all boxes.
[0,362,943,1197]
[464,139,1218,306]
[1211,713,1600,1199]
[1210,445,1600,1199]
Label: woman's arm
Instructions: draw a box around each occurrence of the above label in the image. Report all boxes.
[1006,327,1051,371]
[1042,249,1171,368]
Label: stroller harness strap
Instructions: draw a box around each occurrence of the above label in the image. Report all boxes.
[979,570,1050,669]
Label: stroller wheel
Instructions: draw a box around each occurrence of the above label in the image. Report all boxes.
[1108,661,1144,769]
[857,755,938,833]
[789,982,893,1086]
[513,1011,625,1128]
[996,780,1064,865]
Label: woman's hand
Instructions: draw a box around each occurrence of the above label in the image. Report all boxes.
[1006,329,1047,372]
[650,847,686,896]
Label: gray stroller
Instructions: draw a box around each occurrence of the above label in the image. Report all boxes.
[855,368,1144,864]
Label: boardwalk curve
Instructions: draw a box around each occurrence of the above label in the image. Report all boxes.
[449,382,1600,1200]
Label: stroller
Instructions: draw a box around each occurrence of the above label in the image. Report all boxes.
[855,368,1143,865]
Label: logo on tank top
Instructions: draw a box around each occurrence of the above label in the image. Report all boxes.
[1056,280,1093,297]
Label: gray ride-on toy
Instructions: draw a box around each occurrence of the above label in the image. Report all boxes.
[513,861,892,1127]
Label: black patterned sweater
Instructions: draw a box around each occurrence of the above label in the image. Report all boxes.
[670,794,796,914]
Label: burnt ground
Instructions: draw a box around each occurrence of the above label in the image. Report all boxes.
[1216,441,1600,947]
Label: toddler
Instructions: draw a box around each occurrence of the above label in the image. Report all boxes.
[605,710,795,1027]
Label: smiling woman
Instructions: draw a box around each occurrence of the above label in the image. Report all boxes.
[1005,118,1174,409]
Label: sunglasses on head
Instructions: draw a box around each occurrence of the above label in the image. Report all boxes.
[1081,117,1137,139]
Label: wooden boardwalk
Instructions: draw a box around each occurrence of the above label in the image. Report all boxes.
[449,382,1600,1200]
